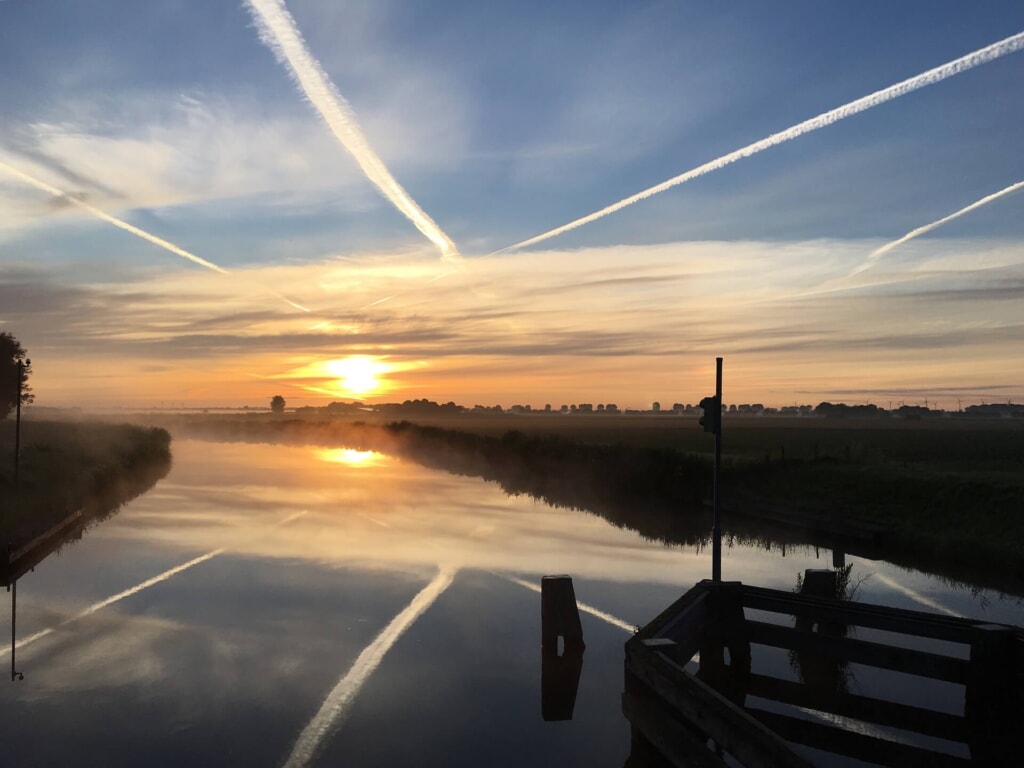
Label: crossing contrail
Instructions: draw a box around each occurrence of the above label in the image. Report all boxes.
[1,548,225,658]
[244,0,461,265]
[2,510,308,659]
[1,160,228,274]
[494,30,1024,255]
[0,159,311,312]
[872,572,962,618]
[504,574,636,633]
[852,179,1024,276]
[282,567,456,768]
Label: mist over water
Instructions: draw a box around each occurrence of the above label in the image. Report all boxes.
[1,438,1019,766]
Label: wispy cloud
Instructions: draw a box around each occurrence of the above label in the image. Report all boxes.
[495,30,1024,254]
[244,0,461,264]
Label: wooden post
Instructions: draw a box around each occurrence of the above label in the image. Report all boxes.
[800,569,837,600]
[966,624,1017,762]
[541,575,584,653]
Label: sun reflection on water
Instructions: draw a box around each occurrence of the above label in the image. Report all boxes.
[316,448,388,467]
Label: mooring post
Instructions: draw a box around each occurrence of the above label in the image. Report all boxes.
[541,575,585,653]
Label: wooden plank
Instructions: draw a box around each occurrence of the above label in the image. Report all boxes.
[626,644,813,768]
[745,672,968,743]
[742,585,982,643]
[633,581,712,642]
[749,708,972,768]
[659,590,708,644]
[746,620,969,684]
[622,691,727,768]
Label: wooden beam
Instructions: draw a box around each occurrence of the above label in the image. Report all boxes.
[746,620,969,684]
[749,708,972,768]
[742,585,986,644]
[745,672,968,743]
[622,691,727,768]
[626,645,813,768]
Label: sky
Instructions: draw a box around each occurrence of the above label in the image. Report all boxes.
[1,0,1023,410]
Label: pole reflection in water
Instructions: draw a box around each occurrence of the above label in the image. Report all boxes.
[9,580,23,681]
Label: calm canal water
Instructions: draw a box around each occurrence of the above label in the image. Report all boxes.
[2,439,1021,766]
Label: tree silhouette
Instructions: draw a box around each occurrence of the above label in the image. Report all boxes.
[270,394,286,414]
[1,331,33,419]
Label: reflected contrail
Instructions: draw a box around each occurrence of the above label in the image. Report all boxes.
[0,548,225,658]
[0,159,311,312]
[244,0,461,264]
[2,510,309,658]
[504,575,636,634]
[494,30,1024,254]
[282,568,456,768]
[852,179,1024,275]
[872,572,962,618]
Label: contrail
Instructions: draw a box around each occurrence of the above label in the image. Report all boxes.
[2,510,308,658]
[244,0,461,265]
[852,179,1024,276]
[1,160,228,273]
[1,548,225,658]
[495,30,1024,255]
[282,568,456,768]
[504,574,636,634]
[0,159,311,312]
[872,572,962,618]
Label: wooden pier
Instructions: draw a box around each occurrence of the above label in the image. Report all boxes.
[624,578,1024,766]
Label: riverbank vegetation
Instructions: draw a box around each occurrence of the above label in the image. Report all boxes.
[158,412,1024,594]
[0,420,172,551]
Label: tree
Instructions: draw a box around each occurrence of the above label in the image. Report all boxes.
[270,394,286,414]
[1,331,33,419]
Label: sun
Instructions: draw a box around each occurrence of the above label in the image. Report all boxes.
[325,356,385,397]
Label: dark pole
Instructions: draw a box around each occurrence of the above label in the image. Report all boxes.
[14,359,24,487]
[712,357,723,582]
[11,580,19,682]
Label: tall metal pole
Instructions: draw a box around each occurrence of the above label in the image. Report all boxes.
[11,580,18,682]
[712,357,723,582]
[14,360,23,487]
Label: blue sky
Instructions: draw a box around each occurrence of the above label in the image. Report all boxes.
[1,1,1022,408]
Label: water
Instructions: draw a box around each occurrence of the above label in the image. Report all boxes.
[1,439,1020,766]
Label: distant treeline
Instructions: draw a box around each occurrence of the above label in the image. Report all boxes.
[294,398,1024,419]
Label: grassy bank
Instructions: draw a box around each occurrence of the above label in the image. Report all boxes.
[0,420,172,551]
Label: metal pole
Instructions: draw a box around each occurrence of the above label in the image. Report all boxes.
[712,357,723,582]
[14,360,23,487]
[11,580,17,682]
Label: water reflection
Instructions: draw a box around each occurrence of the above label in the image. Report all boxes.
[1,438,1020,767]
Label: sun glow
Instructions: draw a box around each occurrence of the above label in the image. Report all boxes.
[325,356,386,397]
